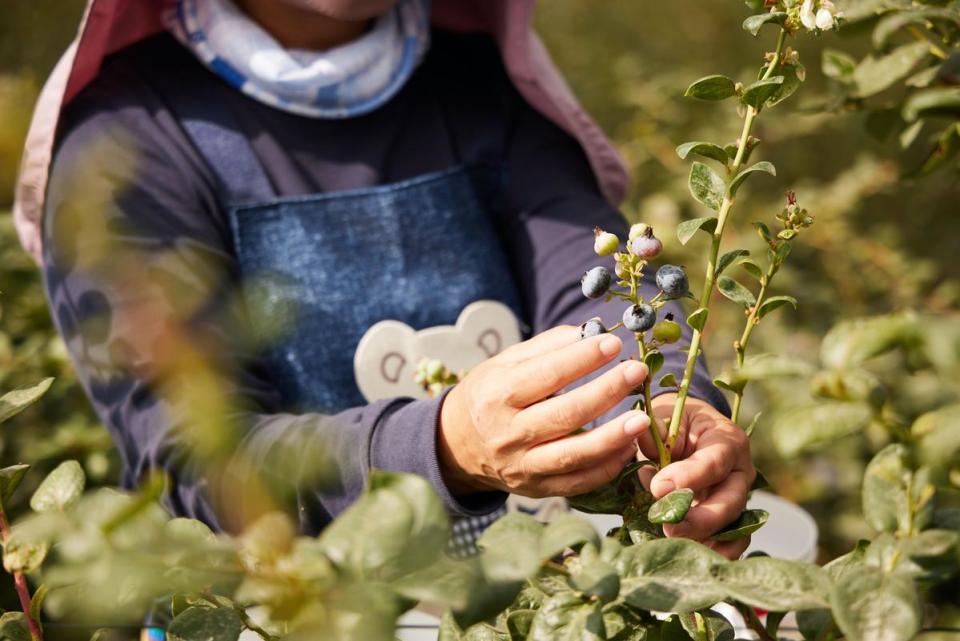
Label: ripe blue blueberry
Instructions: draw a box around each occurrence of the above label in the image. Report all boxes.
[580,317,607,339]
[623,303,657,332]
[581,266,613,299]
[656,265,689,298]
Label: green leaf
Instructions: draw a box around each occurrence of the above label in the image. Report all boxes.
[721,354,814,389]
[684,75,737,101]
[716,249,749,276]
[822,48,857,81]
[30,583,48,625]
[528,592,605,641]
[677,214,718,245]
[742,11,787,36]
[744,412,762,438]
[752,222,772,243]
[2,536,49,574]
[820,312,920,369]
[643,351,664,377]
[912,403,960,473]
[767,63,804,107]
[852,41,930,98]
[830,565,921,641]
[571,553,620,603]
[741,77,784,109]
[0,464,29,509]
[540,513,599,560]
[676,142,729,164]
[772,402,874,457]
[658,373,678,389]
[687,308,709,332]
[647,488,694,524]
[902,86,960,122]
[318,470,448,581]
[862,444,911,534]
[0,612,32,641]
[756,295,797,319]
[618,539,728,612]
[688,163,726,212]
[715,556,831,611]
[0,378,53,424]
[914,123,960,176]
[873,9,960,51]
[167,606,243,641]
[717,276,756,308]
[29,460,85,512]
[738,258,764,281]
[729,161,776,196]
[712,509,769,541]
[477,512,543,582]
[506,610,536,641]
[680,610,735,641]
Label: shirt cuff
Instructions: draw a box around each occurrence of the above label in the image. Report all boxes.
[369,391,508,518]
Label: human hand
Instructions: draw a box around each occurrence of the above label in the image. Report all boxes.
[637,394,756,560]
[438,326,650,498]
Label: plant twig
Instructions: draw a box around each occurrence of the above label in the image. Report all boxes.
[665,28,789,449]
[0,509,43,641]
[734,602,776,641]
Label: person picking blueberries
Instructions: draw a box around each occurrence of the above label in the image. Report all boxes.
[15,0,754,558]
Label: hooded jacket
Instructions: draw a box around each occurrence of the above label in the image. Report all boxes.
[13,0,630,263]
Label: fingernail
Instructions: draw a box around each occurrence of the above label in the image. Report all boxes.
[623,413,649,436]
[599,335,621,357]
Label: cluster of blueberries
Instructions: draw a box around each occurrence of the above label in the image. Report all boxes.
[579,224,689,340]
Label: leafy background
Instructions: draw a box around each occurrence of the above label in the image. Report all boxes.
[0,0,957,617]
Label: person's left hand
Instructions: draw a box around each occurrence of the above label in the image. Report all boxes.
[635,393,756,560]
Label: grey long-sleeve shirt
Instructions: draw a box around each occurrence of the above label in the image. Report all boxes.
[41,31,727,534]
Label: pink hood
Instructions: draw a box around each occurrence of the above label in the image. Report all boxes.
[13,0,629,264]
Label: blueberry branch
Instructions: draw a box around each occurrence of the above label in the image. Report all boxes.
[0,508,43,641]
[664,27,790,451]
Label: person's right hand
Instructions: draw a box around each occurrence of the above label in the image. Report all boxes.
[437,326,650,498]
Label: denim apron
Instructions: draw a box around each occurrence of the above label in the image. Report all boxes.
[173,94,521,555]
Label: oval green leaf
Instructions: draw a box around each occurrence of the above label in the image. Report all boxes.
[742,77,784,109]
[715,557,831,611]
[742,11,787,36]
[168,607,243,641]
[830,565,921,641]
[684,75,737,101]
[716,249,749,276]
[676,141,729,164]
[688,163,726,212]
[729,161,776,196]
[643,351,665,377]
[677,215,718,245]
[757,295,797,319]
[0,378,53,424]
[686,308,709,332]
[772,401,874,457]
[717,276,756,308]
[712,509,769,541]
[29,460,85,513]
[648,488,694,524]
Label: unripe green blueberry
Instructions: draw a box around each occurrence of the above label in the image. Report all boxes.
[593,228,620,256]
[623,303,657,332]
[426,359,445,380]
[581,266,613,299]
[656,265,689,298]
[652,317,682,343]
[628,223,651,241]
[579,317,607,339]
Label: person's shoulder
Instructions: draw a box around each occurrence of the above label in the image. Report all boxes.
[422,29,513,91]
[56,34,199,155]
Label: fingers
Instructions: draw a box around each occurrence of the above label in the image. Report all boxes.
[498,325,581,362]
[521,409,649,476]
[662,469,752,541]
[635,395,687,462]
[517,360,648,444]
[502,334,624,407]
[532,447,639,498]
[708,536,751,561]
[649,422,748,497]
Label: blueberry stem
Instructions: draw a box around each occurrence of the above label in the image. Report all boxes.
[731,267,772,424]
[664,27,789,450]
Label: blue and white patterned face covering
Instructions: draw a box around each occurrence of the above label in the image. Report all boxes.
[166,0,430,118]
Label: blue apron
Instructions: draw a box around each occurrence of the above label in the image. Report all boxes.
[174,95,521,554]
